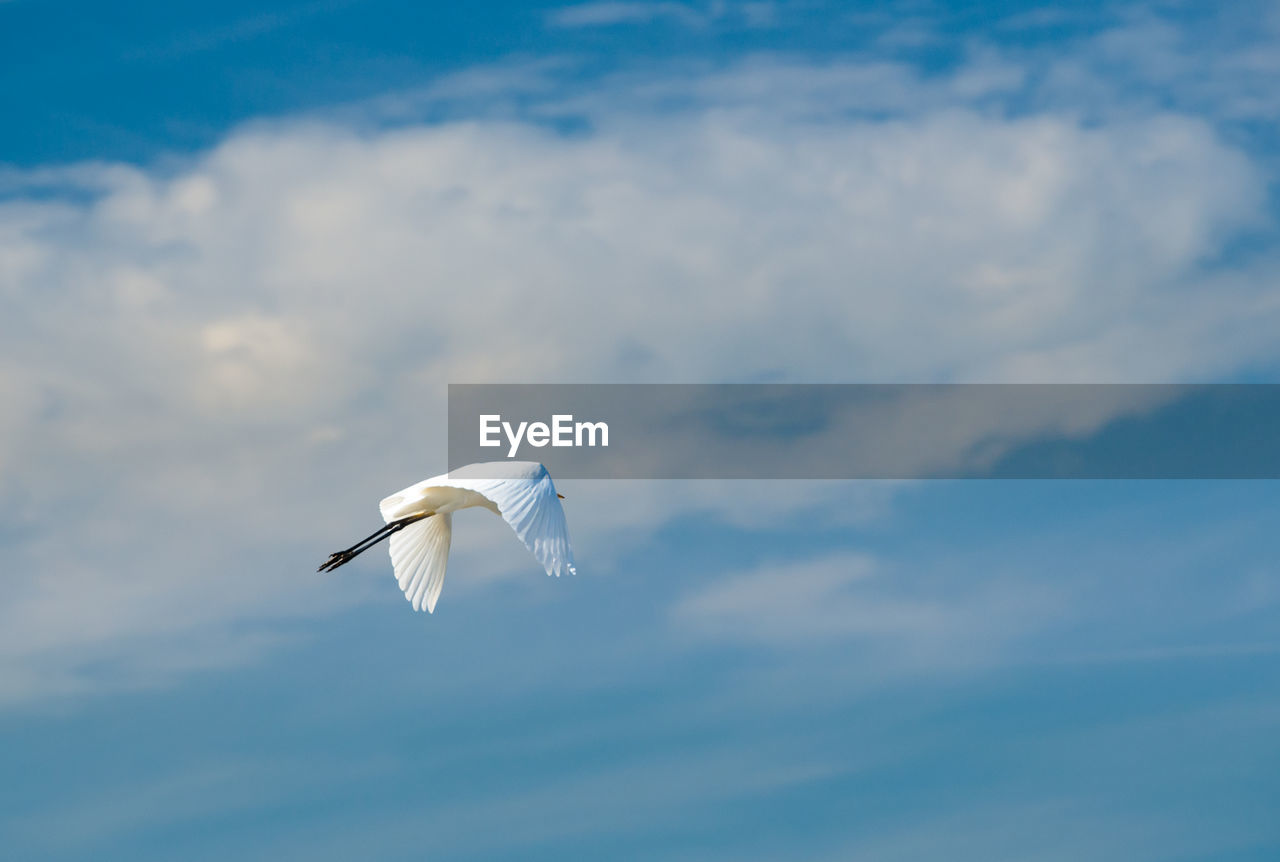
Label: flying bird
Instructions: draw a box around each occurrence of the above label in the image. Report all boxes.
[318,461,576,613]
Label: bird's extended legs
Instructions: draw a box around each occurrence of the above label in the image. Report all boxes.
[317,513,432,572]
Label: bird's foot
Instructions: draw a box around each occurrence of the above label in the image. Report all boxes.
[318,550,356,572]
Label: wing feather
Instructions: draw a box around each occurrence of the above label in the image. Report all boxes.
[437,462,577,578]
[388,513,453,613]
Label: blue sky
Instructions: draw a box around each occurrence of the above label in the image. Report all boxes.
[3,2,1280,860]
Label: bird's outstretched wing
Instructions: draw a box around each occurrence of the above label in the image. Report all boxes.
[389,512,452,613]
[445,463,577,579]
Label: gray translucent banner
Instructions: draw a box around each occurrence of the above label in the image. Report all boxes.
[447,384,1280,479]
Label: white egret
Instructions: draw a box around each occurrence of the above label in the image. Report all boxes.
[318,461,576,613]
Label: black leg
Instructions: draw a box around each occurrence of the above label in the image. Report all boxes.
[317,513,432,572]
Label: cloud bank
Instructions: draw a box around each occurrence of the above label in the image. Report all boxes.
[2,32,1278,704]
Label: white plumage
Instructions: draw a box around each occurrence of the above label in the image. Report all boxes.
[319,461,576,613]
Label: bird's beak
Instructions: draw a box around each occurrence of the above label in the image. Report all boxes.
[557,493,565,499]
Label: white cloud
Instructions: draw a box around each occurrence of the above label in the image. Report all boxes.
[815,797,1268,862]
[549,2,705,28]
[1,42,1278,705]
[546,1,785,30]
[669,502,1280,680]
[670,551,1061,667]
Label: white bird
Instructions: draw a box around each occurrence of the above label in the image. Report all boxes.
[318,461,576,613]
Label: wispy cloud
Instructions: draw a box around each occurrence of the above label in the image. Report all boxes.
[670,551,1061,669]
[547,1,780,30]
[549,2,708,29]
[121,0,361,61]
[670,498,1280,680]
[816,796,1272,862]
